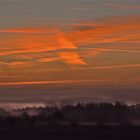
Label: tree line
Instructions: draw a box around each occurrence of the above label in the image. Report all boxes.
[0,102,140,126]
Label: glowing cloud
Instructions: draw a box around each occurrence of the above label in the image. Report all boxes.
[59,52,86,65]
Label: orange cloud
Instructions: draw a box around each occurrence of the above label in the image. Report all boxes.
[65,16,140,46]
[82,48,140,58]
[39,57,58,63]
[0,15,140,69]
[0,79,115,86]
[84,49,105,57]
[56,33,77,50]
[0,75,24,78]
[0,27,57,34]
[0,61,25,65]
[79,64,140,70]
[5,28,75,52]
[59,52,86,65]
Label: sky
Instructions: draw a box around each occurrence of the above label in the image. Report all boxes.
[0,0,140,108]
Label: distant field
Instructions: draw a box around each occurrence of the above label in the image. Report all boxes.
[0,125,140,140]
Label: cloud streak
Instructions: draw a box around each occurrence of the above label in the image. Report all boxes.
[0,79,115,86]
[78,64,140,70]
[0,27,58,34]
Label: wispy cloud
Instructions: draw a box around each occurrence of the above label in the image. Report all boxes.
[0,79,115,86]
[78,64,140,70]
[67,16,140,46]
[0,15,140,82]
[0,75,24,78]
[0,61,26,67]
[59,51,86,65]
[0,27,57,34]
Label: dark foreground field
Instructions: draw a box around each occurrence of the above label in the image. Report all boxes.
[0,125,140,140]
